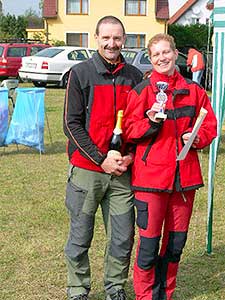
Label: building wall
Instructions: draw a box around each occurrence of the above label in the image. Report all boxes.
[45,0,166,47]
[169,0,212,25]
[177,0,212,25]
[26,29,46,41]
[168,0,186,17]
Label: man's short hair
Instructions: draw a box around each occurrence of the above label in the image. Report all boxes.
[148,33,176,56]
[95,15,126,36]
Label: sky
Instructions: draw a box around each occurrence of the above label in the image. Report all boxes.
[2,0,40,16]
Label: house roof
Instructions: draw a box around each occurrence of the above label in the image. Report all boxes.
[156,0,169,19]
[43,0,57,18]
[167,0,198,25]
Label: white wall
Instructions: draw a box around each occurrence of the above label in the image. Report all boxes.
[168,0,186,17]
[169,0,213,25]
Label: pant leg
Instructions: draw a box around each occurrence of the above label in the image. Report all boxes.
[158,190,195,300]
[101,171,135,296]
[133,192,169,300]
[64,166,108,297]
[192,70,203,84]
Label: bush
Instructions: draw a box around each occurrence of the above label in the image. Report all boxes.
[168,24,213,53]
[51,39,66,46]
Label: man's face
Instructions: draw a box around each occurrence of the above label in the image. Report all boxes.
[149,40,178,76]
[95,23,126,63]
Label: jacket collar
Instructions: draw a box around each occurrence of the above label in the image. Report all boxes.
[92,51,125,75]
[150,69,190,95]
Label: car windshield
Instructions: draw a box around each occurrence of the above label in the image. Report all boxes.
[34,48,63,58]
[121,50,137,64]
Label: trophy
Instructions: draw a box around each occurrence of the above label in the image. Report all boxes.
[154,81,168,120]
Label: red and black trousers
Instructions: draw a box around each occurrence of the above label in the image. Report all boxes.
[133,190,195,300]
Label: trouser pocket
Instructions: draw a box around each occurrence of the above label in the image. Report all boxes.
[134,198,148,230]
[65,180,88,217]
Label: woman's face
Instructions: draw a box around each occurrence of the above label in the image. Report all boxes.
[149,40,178,76]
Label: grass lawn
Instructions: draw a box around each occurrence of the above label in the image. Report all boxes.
[0,83,225,300]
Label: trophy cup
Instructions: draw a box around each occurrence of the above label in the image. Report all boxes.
[154,81,168,120]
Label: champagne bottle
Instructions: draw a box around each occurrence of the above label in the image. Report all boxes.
[108,110,123,157]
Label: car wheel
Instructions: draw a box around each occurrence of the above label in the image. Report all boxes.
[61,72,69,88]
[32,81,47,88]
[17,75,24,83]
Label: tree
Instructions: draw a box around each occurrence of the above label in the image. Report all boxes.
[24,8,43,29]
[168,24,213,53]
[0,14,28,39]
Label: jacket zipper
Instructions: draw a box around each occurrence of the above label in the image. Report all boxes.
[172,92,183,194]
[112,76,117,125]
[172,93,179,158]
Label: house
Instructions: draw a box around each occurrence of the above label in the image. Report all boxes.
[26,19,46,42]
[168,0,213,25]
[43,0,169,47]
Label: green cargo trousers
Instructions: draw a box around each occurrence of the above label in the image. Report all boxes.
[65,165,135,298]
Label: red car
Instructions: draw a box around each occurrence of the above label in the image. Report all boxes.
[0,40,50,79]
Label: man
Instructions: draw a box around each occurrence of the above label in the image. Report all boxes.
[123,33,217,300]
[63,16,142,300]
[187,47,205,84]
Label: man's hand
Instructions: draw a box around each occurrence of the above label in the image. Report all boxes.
[101,153,127,176]
[182,132,200,148]
[120,154,134,168]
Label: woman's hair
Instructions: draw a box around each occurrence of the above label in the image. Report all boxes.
[95,15,125,36]
[147,33,176,56]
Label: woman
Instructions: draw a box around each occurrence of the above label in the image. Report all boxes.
[123,33,217,300]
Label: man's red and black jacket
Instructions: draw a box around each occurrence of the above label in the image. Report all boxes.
[63,52,143,172]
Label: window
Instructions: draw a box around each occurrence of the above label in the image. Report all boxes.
[125,34,145,48]
[140,51,150,64]
[68,50,88,61]
[88,49,96,57]
[67,0,88,14]
[30,46,46,56]
[125,0,146,16]
[121,50,137,64]
[0,46,4,56]
[35,48,63,58]
[7,47,27,57]
[66,33,88,47]
[191,17,200,24]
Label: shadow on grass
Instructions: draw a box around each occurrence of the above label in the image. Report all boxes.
[0,141,66,156]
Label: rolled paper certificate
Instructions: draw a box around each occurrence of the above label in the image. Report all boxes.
[177,107,208,161]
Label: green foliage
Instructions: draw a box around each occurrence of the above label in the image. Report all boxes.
[0,14,28,39]
[168,24,213,53]
[32,32,45,43]
[51,39,66,46]
[25,8,43,28]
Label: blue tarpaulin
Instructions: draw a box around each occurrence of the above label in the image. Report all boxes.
[5,87,46,152]
[0,87,9,146]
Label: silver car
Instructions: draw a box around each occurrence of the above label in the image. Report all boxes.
[121,48,191,79]
[19,46,96,88]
